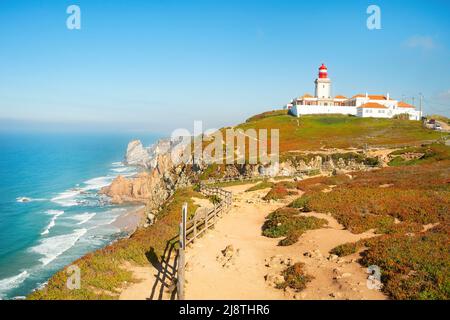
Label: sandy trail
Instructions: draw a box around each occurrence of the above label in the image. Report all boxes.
[119,254,177,300]
[118,197,216,300]
[184,183,387,300]
[119,182,387,300]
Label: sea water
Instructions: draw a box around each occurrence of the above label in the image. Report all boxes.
[0,132,158,299]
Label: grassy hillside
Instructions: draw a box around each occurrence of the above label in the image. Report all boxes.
[236,111,446,153]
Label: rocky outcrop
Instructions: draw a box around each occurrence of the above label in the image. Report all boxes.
[125,140,151,168]
[101,153,191,209]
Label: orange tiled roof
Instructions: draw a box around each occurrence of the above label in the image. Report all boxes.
[352,94,387,100]
[302,93,314,98]
[357,102,388,109]
[334,95,347,99]
[369,95,387,100]
[398,101,415,108]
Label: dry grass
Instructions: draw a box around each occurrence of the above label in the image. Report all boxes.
[262,181,298,201]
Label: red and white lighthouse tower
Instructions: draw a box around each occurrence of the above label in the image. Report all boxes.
[315,63,332,102]
[318,63,328,78]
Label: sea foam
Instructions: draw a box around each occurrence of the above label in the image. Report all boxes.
[71,212,97,225]
[51,190,81,207]
[82,176,114,191]
[41,210,64,235]
[31,229,87,266]
[0,271,29,299]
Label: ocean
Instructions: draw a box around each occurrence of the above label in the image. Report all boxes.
[0,132,158,299]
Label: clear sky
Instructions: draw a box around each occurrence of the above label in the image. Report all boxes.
[0,0,449,133]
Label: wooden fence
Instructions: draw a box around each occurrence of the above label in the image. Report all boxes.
[176,184,233,300]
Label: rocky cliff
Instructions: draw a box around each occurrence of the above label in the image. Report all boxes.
[100,153,191,209]
[104,137,383,212]
[125,140,151,168]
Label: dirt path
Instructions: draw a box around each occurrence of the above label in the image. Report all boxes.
[119,253,177,300]
[184,183,387,300]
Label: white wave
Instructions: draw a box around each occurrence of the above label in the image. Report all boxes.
[111,161,124,167]
[71,212,96,225]
[82,176,114,191]
[16,197,46,203]
[111,167,128,173]
[31,229,87,266]
[105,217,118,225]
[41,210,65,235]
[51,190,81,207]
[0,271,29,298]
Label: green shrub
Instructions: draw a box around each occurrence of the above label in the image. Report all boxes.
[364,157,380,166]
[277,263,314,291]
[208,195,221,205]
[289,196,311,212]
[262,208,327,246]
[330,242,362,257]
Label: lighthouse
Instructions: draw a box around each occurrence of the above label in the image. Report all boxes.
[314,63,332,104]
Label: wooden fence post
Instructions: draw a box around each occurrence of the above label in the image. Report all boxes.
[177,203,187,300]
[193,214,197,243]
[214,202,217,221]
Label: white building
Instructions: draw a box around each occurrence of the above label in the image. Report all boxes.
[289,64,422,120]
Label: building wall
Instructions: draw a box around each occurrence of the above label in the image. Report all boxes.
[391,108,422,120]
[358,108,391,118]
[291,105,357,117]
[291,104,422,120]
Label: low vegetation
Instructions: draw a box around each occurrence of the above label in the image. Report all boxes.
[262,181,298,201]
[28,188,202,300]
[262,207,327,246]
[388,143,450,167]
[277,262,314,291]
[360,225,450,300]
[245,180,274,192]
[331,224,450,299]
[285,143,450,299]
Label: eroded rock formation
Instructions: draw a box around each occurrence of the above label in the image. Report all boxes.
[100,153,190,209]
[125,140,151,168]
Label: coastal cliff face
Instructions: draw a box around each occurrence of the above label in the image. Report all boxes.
[125,140,151,168]
[104,136,384,210]
[100,153,191,209]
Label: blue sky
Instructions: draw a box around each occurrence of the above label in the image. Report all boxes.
[0,0,449,133]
